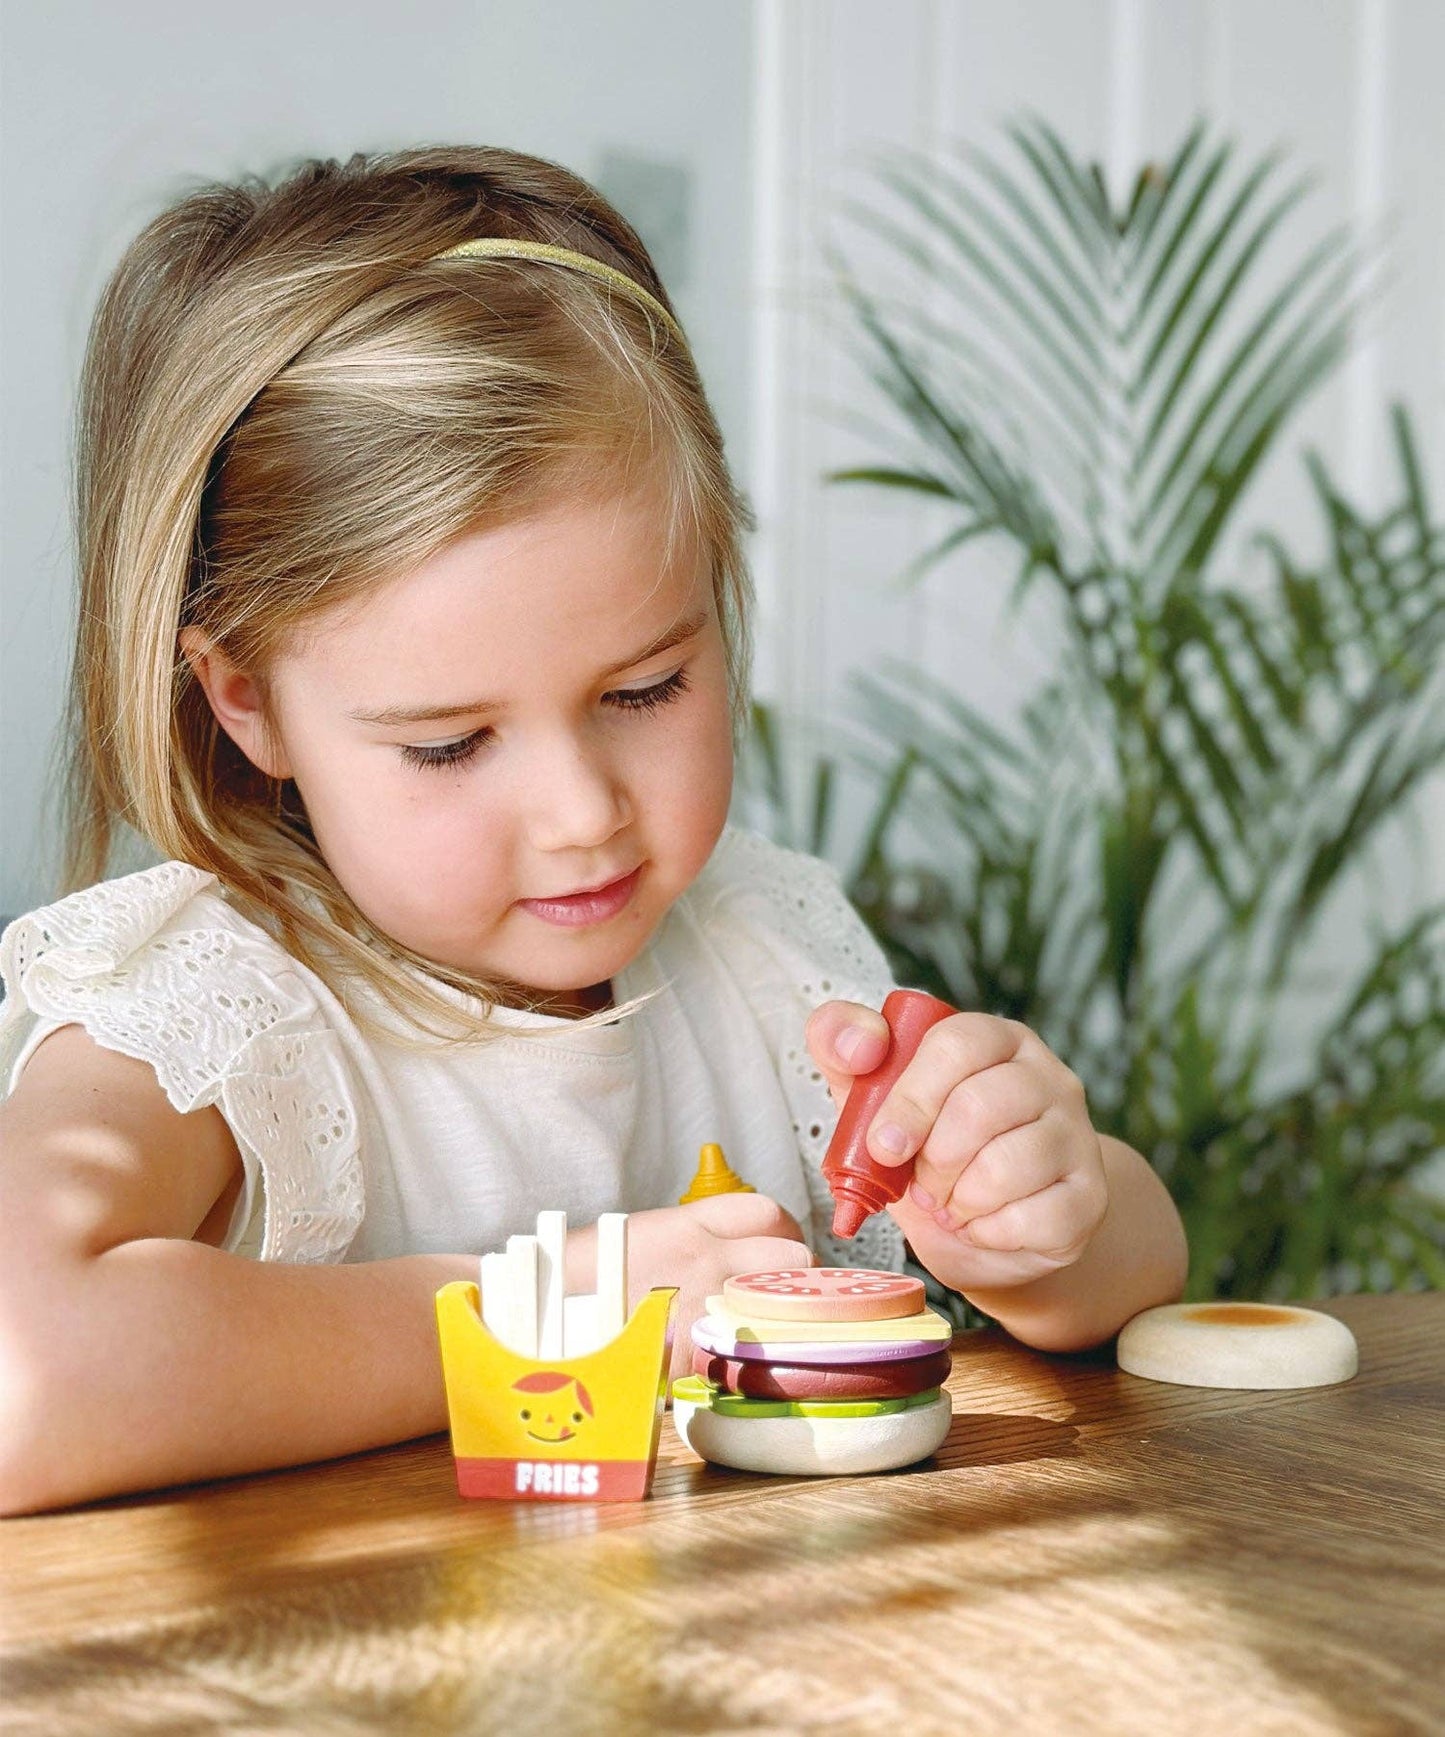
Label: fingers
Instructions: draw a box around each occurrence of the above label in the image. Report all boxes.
[677,1191,807,1245]
[960,1167,1106,1261]
[915,1111,1065,1221]
[918,1111,1107,1259]
[908,1063,1053,1209]
[804,999,891,1113]
[865,1013,1028,1169]
[724,1233,817,1275]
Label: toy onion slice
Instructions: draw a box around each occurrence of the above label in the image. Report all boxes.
[692,1313,946,1364]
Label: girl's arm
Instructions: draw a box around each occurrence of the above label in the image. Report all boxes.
[0,1025,820,1516]
[0,1023,475,1515]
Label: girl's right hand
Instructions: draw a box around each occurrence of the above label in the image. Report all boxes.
[571,1195,815,1383]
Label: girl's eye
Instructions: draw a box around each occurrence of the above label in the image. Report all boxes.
[399,728,495,770]
[605,664,692,716]
[398,665,693,771]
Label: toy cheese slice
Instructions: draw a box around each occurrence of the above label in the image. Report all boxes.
[703,1295,952,1343]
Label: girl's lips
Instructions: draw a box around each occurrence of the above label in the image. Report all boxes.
[518,865,643,927]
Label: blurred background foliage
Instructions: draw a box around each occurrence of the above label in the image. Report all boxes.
[738,116,1445,1311]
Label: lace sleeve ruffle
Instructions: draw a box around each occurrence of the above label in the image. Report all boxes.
[697,827,905,1273]
[0,862,364,1264]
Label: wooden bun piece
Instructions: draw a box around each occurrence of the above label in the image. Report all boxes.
[672,1382,952,1476]
[1117,1301,1359,1390]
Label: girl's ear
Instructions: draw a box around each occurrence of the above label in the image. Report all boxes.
[178,627,293,781]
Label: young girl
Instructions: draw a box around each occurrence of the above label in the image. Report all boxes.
[0,146,1187,1515]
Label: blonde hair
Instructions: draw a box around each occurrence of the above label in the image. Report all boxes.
[60,145,756,1045]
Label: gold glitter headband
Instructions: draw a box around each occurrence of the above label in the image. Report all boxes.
[431,238,686,346]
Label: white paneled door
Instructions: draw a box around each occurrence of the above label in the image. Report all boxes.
[748,0,1444,874]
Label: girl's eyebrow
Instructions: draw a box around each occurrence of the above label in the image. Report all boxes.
[347,607,711,727]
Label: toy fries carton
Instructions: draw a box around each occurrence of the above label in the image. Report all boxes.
[434,1275,677,1502]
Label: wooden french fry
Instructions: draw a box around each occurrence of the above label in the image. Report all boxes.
[506,1234,540,1357]
[596,1213,628,1341]
[536,1211,567,1357]
[479,1250,511,1346]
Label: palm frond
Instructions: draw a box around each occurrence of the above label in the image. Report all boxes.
[744,117,1445,1300]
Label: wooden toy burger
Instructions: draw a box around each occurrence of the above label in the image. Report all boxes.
[673,1265,954,1475]
[673,990,962,1476]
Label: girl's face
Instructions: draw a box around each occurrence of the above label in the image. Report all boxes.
[190,483,736,1016]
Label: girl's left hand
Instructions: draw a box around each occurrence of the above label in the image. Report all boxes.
[804,1000,1110,1290]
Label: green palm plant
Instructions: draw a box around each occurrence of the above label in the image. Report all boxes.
[740,117,1445,1303]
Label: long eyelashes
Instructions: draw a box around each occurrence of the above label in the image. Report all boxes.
[399,666,694,772]
[608,665,693,718]
[400,735,484,770]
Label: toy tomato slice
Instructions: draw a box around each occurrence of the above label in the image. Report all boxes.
[722,1266,925,1323]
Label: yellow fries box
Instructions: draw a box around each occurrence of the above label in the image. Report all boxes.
[435,1281,678,1501]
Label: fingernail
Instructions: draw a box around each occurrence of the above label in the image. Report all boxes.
[873,1122,910,1156]
[835,1025,869,1065]
[909,1181,935,1211]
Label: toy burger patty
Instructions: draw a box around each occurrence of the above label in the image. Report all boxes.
[673,1267,956,1476]
[691,1344,953,1400]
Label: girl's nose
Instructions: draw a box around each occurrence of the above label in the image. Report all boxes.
[523,732,633,853]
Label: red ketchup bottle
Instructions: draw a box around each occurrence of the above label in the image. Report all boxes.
[822,988,959,1239]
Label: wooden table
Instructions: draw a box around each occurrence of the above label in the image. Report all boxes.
[2,1294,1440,1736]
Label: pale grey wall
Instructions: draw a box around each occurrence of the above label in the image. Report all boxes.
[0,0,755,917]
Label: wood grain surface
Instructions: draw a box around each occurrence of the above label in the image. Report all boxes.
[2,1294,1440,1736]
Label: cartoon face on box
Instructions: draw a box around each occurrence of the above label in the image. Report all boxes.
[512,1371,595,1447]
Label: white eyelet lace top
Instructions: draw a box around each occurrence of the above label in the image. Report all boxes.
[0,825,904,1274]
